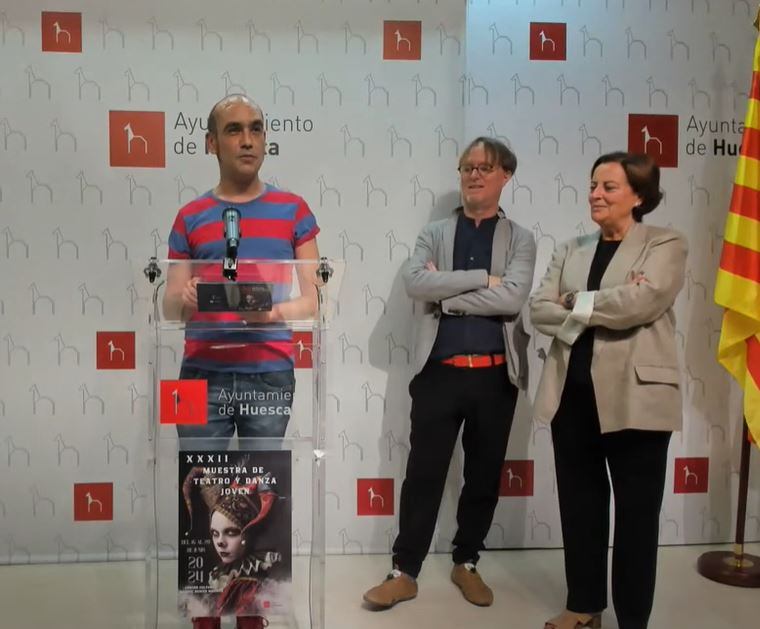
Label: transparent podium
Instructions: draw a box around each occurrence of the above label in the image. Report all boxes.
[143,258,343,629]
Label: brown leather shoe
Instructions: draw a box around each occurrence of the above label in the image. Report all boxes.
[544,610,602,628]
[451,563,493,606]
[363,570,418,609]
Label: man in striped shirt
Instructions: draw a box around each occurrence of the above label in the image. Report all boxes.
[163,94,320,449]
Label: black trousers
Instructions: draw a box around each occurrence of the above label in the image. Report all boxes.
[552,378,671,629]
[392,361,519,578]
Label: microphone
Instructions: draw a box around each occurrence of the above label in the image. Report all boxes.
[222,207,241,259]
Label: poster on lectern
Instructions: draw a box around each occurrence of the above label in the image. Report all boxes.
[178,450,292,618]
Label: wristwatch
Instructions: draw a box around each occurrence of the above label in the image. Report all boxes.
[562,291,577,309]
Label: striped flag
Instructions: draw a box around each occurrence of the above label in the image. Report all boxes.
[714,17,760,445]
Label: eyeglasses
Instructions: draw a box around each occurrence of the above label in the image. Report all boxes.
[458,163,498,176]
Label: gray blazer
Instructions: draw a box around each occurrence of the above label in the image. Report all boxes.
[403,209,537,389]
[530,222,688,433]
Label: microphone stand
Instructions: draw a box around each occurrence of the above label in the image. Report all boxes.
[222,207,241,281]
[222,249,237,281]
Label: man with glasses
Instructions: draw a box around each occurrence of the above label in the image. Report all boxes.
[363,137,536,610]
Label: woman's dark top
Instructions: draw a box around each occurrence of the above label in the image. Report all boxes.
[565,239,622,386]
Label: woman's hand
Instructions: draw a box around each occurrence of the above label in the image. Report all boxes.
[558,291,577,310]
[629,270,648,285]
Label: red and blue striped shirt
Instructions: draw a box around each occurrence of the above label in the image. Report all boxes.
[168,186,319,373]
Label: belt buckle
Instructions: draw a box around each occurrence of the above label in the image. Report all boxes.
[467,355,473,368]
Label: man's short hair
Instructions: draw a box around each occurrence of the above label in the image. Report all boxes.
[459,137,517,175]
[206,94,264,136]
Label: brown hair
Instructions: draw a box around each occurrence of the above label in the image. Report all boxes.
[459,136,517,175]
[591,151,662,222]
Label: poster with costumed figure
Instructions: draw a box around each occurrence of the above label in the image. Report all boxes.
[178,450,292,620]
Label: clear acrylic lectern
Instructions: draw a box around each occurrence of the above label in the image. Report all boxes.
[143,257,343,629]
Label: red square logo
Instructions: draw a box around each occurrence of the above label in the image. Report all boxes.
[293,331,313,369]
[160,380,207,425]
[74,482,113,521]
[357,478,394,516]
[96,331,135,370]
[499,460,534,497]
[628,114,679,168]
[109,111,165,168]
[674,457,709,494]
[41,12,82,53]
[383,21,422,61]
[529,23,566,61]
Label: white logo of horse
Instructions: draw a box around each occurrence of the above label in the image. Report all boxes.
[368,485,385,509]
[124,123,148,154]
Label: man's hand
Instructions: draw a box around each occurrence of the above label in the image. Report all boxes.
[181,277,200,314]
[425,261,438,272]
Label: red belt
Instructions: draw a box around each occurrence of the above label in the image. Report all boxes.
[440,354,506,368]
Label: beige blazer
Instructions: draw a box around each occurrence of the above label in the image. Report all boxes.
[530,222,688,433]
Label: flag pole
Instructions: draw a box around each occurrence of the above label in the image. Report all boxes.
[697,419,760,586]
[696,4,760,588]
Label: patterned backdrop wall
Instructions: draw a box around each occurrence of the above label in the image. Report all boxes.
[0,0,758,564]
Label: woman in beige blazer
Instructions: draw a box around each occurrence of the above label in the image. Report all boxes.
[530,152,687,629]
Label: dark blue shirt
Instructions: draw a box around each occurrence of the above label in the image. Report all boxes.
[429,212,506,360]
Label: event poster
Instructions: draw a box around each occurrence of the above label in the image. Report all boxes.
[178,450,292,619]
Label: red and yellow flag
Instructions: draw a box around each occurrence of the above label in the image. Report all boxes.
[715,15,760,445]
